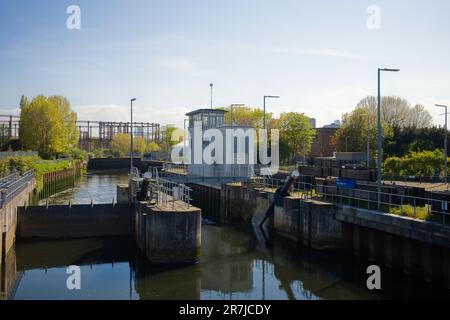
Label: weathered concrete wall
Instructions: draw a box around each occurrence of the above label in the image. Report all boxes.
[117,184,129,203]
[220,184,274,224]
[87,158,164,172]
[337,206,450,249]
[87,158,143,170]
[17,203,133,240]
[0,248,20,300]
[134,202,201,264]
[0,178,35,266]
[274,198,341,250]
[219,183,450,287]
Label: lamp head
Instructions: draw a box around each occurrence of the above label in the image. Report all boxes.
[380,68,400,72]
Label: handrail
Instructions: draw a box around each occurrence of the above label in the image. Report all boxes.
[251,177,450,226]
[0,170,34,208]
[148,173,192,208]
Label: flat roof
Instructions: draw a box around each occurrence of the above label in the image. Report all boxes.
[186,109,228,116]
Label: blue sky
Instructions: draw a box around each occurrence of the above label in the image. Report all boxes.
[1,0,449,128]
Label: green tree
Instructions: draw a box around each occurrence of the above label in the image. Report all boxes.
[277,112,316,161]
[147,141,161,152]
[160,126,181,153]
[356,95,432,130]
[219,105,275,128]
[384,149,445,177]
[19,95,79,158]
[111,133,148,157]
[19,95,29,110]
[334,107,393,160]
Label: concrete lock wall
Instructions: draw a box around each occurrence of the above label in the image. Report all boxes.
[17,204,133,240]
[117,184,129,203]
[218,183,450,286]
[87,158,164,172]
[134,202,201,264]
[274,198,342,250]
[0,178,35,266]
[219,184,274,225]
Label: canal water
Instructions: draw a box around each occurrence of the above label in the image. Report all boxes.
[6,171,450,300]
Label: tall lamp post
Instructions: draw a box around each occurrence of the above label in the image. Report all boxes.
[130,98,136,174]
[377,68,400,210]
[210,83,214,109]
[367,113,371,167]
[263,95,280,129]
[345,136,349,152]
[436,104,448,185]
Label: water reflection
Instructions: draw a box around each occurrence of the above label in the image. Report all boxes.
[41,170,129,205]
[10,170,449,300]
[7,225,449,300]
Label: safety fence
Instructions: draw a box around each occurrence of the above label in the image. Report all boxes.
[252,177,450,225]
[0,170,33,208]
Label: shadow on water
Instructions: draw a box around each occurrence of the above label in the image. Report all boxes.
[7,224,450,300]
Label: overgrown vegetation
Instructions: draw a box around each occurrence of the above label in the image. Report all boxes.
[110,133,161,157]
[383,149,447,177]
[0,155,79,194]
[390,204,432,221]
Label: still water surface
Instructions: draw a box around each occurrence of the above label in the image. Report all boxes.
[7,171,449,300]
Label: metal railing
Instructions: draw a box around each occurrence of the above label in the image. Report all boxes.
[0,151,38,160]
[250,177,450,225]
[0,171,20,188]
[383,175,450,184]
[0,170,34,208]
[149,173,192,208]
[163,163,187,175]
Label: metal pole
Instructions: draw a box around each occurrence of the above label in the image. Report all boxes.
[210,83,213,109]
[130,98,136,174]
[376,67,400,210]
[444,106,448,187]
[231,104,234,126]
[263,97,266,130]
[367,113,370,167]
[435,104,448,187]
[377,68,382,210]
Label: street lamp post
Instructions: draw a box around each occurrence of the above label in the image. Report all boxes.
[263,95,280,129]
[367,113,371,167]
[436,104,448,185]
[210,83,214,109]
[130,98,136,174]
[377,68,400,210]
[345,136,349,152]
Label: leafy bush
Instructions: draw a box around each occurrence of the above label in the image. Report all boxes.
[0,156,76,194]
[59,148,88,161]
[390,204,431,220]
[384,149,446,177]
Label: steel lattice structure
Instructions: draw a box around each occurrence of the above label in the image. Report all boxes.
[0,115,161,151]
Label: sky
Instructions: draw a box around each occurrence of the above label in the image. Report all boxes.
[0,0,450,129]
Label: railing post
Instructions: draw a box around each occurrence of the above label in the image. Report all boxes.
[401,196,403,216]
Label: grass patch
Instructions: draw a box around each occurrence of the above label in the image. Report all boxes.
[390,204,431,220]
